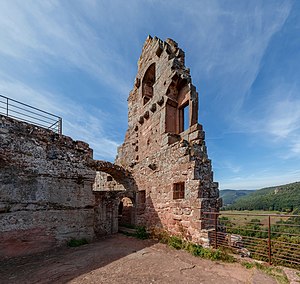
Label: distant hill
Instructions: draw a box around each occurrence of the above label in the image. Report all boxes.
[224,182,300,212]
[220,189,255,206]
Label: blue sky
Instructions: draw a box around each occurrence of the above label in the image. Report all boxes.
[0,0,299,190]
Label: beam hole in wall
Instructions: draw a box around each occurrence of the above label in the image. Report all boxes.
[173,182,185,199]
[107,175,113,182]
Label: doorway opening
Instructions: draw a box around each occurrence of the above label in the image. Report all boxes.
[118,197,134,227]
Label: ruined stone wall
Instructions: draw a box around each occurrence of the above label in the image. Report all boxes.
[0,116,97,258]
[116,36,221,244]
[0,36,221,258]
[93,172,126,192]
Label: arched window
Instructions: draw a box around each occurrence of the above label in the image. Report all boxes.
[177,82,190,133]
[165,79,190,134]
[142,63,155,105]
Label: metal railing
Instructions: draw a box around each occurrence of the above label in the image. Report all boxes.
[202,211,300,269]
[0,95,62,134]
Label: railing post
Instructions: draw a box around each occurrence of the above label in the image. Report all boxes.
[58,117,62,135]
[6,97,9,116]
[214,213,218,249]
[268,215,272,265]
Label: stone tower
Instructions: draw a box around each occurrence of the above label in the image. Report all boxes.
[115,36,221,243]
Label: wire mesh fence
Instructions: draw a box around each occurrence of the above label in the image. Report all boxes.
[202,211,300,269]
[0,94,62,134]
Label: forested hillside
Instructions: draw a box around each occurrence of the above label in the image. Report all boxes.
[220,189,255,206]
[224,182,300,211]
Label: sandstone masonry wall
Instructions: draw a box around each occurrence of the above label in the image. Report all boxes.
[116,36,221,243]
[0,36,221,258]
[0,116,96,258]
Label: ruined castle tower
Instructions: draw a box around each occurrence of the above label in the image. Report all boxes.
[115,36,221,242]
[0,36,221,258]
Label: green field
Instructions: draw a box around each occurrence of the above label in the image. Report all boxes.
[220,210,289,226]
[218,210,300,269]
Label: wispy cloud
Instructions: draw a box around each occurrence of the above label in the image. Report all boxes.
[291,141,300,155]
[0,76,120,161]
[0,1,132,96]
[214,160,241,174]
[265,97,300,158]
[0,75,62,114]
[181,1,292,114]
[0,0,298,190]
[221,169,300,190]
[231,83,300,159]
[0,1,135,160]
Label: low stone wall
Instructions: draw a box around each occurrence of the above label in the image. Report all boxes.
[0,116,96,258]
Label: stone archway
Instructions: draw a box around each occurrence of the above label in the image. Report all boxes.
[89,161,137,195]
[88,160,138,236]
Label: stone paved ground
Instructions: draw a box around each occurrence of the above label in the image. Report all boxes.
[0,234,279,284]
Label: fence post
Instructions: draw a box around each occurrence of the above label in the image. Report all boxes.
[268,215,272,265]
[6,97,8,116]
[214,213,218,249]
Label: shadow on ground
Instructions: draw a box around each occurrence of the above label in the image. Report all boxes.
[0,234,283,284]
[0,234,155,284]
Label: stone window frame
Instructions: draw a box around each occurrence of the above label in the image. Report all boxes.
[165,78,193,135]
[178,101,189,133]
[173,182,185,199]
[142,63,156,105]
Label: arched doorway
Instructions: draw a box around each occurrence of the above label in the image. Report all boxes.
[118,197,135,226]
[89,161,138,236]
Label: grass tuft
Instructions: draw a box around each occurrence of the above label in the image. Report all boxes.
[168,236,183,250]
[157,231,235,263]
[67,238,88,247]
[241,262,289,284]
[135,226,149,239]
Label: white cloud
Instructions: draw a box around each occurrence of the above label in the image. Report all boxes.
[220,169,300,190]
[0,76,62,114]
[1,0,292,115]
[0,1,132,97]
[0,1,135,160]
[266,99,300,139]
[265,98,300,158]
[233,84,300,159]
[291,141,300,155]
[214,160,241,174]
[0,76,120,161]
[0,0,298,182]
[183,1,292,113]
